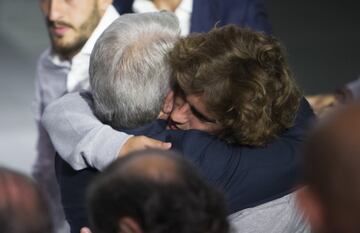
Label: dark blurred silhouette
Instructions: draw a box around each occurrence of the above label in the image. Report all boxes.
[298,102,360,233]
[87,149,229,233]
[0,167,53,233]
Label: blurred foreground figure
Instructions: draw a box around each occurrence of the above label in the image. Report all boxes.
[0,167,53,233]
[87,149,229,233]
[298,102,360,233]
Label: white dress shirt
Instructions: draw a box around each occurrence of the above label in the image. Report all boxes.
[32,5,119,230]
[132,0,193,36]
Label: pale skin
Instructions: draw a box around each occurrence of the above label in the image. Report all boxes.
[39,0,112,59]
[168,92,221,132]
[306,94,339,117]
[151,0,182,12]
[305,87,353,117]
[81,218,142,233]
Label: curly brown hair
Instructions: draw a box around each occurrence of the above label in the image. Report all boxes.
[168,25,302,146]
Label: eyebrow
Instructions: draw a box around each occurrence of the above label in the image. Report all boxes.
[188,104,217,124]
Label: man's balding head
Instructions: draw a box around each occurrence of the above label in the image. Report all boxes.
[87,149,229,233]
[0,167,52,233]
[299,103,360,233]
[114,151,183,183]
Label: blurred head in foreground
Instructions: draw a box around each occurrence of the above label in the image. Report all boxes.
[298,102,360,233]
[87,149,229,233]
[0,167,53,233]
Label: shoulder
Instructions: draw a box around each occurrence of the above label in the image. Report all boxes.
[293,98,316,129]
[36,48,52,79]
[37,48,51,65]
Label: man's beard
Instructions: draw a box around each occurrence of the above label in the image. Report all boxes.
[47,6,102,60]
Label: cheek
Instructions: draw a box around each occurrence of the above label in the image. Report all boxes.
[188,118,211,132]
[67,2,95,26]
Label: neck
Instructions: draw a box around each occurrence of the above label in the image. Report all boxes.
[152,0,182,12]
[57,49,80,61]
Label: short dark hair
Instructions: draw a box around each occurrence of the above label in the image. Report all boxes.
[0,167,53,233]
[87,149,229,233]
[169,25,301,146]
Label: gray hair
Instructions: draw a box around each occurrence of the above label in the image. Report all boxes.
[89,12,180,130]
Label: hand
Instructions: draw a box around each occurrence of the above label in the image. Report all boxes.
[80,227,92,233]
[306,94,339,117]
[118,136,172,157]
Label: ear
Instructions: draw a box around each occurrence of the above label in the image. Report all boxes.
[118,217,143,233]
[97,0,113,13]
[296,186,325,232]
[162,90,174,115]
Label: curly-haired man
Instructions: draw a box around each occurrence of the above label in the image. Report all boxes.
[168,25,301,146]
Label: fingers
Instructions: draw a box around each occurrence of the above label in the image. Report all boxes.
[307,94,336,109]
[118,136,172,158]
[306,94,338,117]
[143,136,172,150]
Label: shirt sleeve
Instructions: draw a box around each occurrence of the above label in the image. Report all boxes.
[32,53,57,177]
[41,92,133,171]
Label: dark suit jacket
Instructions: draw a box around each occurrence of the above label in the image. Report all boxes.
[56,98,314,233]
[113,0,272,34]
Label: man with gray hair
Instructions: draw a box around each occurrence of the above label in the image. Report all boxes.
[89,11,177,130]
[45,12,312,233]
[54,12,180,233]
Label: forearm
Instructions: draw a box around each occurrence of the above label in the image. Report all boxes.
[41,92,132,170]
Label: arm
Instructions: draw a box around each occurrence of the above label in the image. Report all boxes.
[42,92,170,171]
[47,92,313,213]
[42,92,133,171]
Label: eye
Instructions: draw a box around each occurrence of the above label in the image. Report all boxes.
[189,105,217,124]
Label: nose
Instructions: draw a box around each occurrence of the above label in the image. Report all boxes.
[47,0,65,22]
[170,101,191,125]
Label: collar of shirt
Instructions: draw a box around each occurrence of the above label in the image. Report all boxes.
[49,5,120,92]
[132,0,193,36]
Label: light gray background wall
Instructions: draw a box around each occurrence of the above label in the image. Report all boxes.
[0,0,359,174]
[0,0,48,174]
